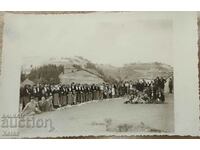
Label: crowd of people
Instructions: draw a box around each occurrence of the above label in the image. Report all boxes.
[125,77,173,104]
[20,76,173,116]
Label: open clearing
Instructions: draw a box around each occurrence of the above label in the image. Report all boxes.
[19,94,174,137]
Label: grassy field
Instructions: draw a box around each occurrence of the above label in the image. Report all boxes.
[19,94,174,137]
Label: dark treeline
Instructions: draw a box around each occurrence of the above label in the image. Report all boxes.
[21,64,64,84]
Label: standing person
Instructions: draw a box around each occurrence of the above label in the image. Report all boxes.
[136,80,141,92]
[49,84,54,105]
[67,86,73,105]
[111,85,116,98]
[129,82,133,95]
[41,85,46,99]
[52,85,61,108]
[118,83,122,97]
[108,85,112,98]
[36,83,42,101]
[80,85,84,103]
[89,85,92,101]
[76,84,81,104]
[96,85,100,100]
[154,77,160,91]
[159,77,166,101]
[65,85,69,105]
[115,84,119,97]
[168,77,173,94]
[94,84,97,100]
[91,84,95,100]
[43,84,49,98]
[142,79,147,88]
[19,86,25,112]
[152,81,157,101]
[71,83,77,105]
[121,83,126,96]
[49,85,54,97]
[32,85,38,101]
[125,81,129,95]
[145,85,152,101]
[160,77,166,92]
[103,85,108,99]
[83,85,88,102]
[99,83,104,100]
[94,84,98,100]
[135,80,139,91]
[84,85,88,102]
[60,85,67,106]
[156,90,165,103]
[72,90,77,105]
[22,85,31,109]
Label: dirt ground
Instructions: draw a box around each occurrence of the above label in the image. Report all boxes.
[19,93,174,138]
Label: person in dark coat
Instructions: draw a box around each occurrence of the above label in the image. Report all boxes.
[60,85,67,106]
[168,78,173,93]
[43,84,50,98]
[91,84,95,100]
[67,86,73,105]
[160,77,166,90]
[80,85,84,103]
[76,84,81,103]
[159,77,166,101]
[36,84,43,101]
[71,83,77,105]
[22,85,31,109]
[52,85,61,108]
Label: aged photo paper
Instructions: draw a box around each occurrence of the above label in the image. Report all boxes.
[0,12,199,138]
[0,12,3,77]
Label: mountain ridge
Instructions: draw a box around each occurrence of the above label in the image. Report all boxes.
[57,56,173,83]
[23,56,173,83]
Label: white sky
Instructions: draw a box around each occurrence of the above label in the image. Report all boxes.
[3,12,173,67]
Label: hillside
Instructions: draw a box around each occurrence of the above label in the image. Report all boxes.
[118,62,173,81]
[23,56,173,84]
[56,56,173,83]
[95,62,173,82]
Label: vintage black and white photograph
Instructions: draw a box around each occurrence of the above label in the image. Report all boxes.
[3,12,175,137]
[0,13,3,76]
[197,12,200,131]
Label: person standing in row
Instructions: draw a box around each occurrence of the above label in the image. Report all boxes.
[60,85,67,106]
[20,85,31,109]
[71,83,77,105]
[168,78,173,94]
[67,86,73,105]
[52,85,61,108]
[111,85,116,98]
[99,84,104,100]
